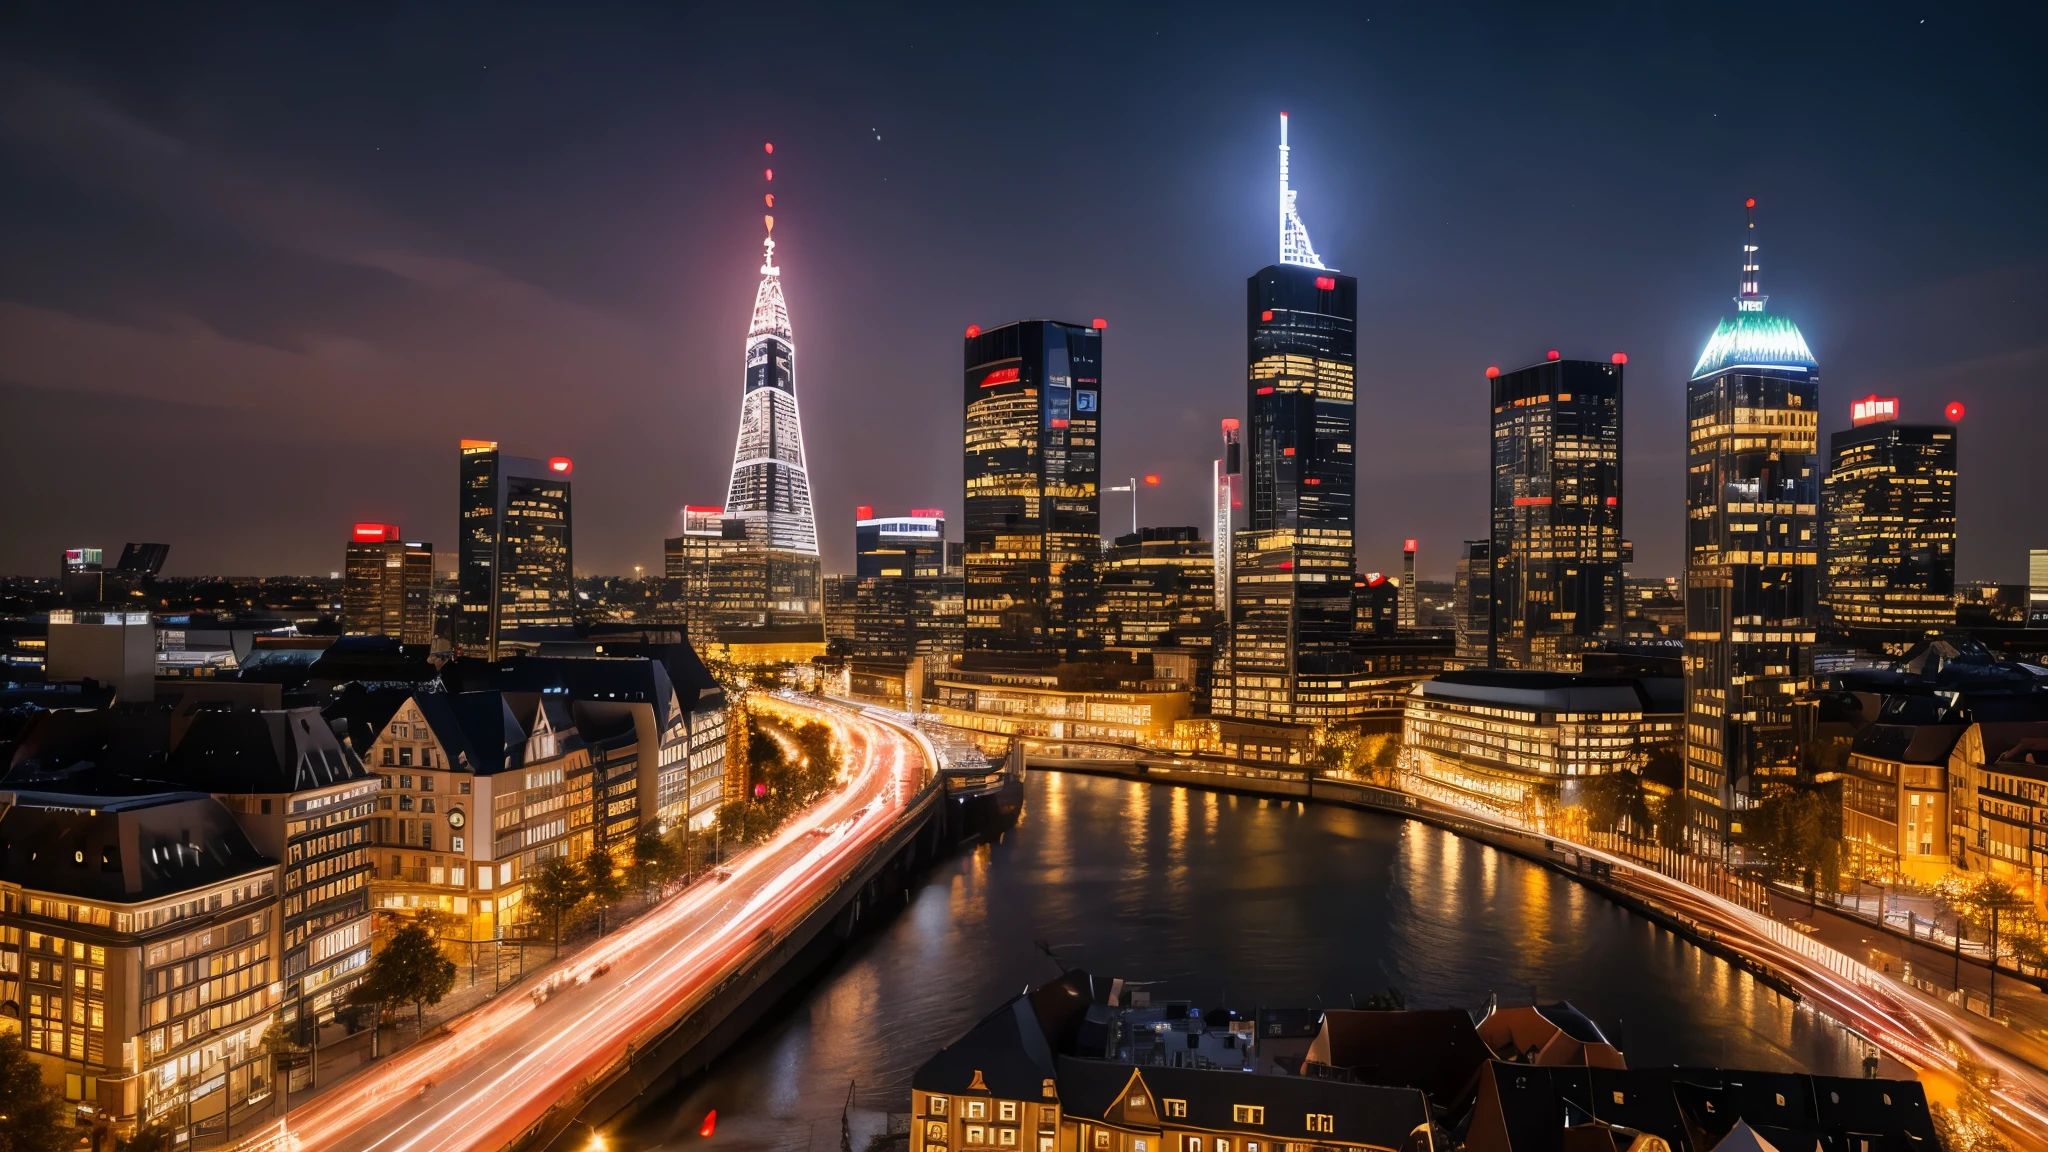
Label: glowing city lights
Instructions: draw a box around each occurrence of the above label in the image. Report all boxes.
[548,457,574,474]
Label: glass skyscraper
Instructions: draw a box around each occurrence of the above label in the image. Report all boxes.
[1682,205,1819,848]
[961,319,1103,660]
[1821,404,1957,628]
[1488,355,1626,670]
[457,440,574,660]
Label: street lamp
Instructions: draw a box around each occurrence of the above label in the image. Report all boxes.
[1103,475,1158,538]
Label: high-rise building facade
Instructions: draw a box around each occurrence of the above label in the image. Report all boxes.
[856,509,951,578]
[1398,539,1418,630]
[1682,203,1820,847]
[343,523,435,645]
[1217,114,1362,722]
[1821,399,1958,628]
[664,504,741,649]
[1454,539,1493,667]
[457,442,574,660]
[2030,549,2048,628]
[1487,355,1626,670]
[713,165,823,641]
[962,318,1103,659]
[1213,419,1242,617]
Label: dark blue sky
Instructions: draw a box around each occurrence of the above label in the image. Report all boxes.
[3,2,2043,580]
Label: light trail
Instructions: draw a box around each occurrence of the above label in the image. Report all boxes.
[238,699,927,1152]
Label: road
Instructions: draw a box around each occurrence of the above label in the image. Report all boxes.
[240,696,929,1152]
[1569,838,2048,1151]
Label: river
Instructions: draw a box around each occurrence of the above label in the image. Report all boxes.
[621,770,1872,1151]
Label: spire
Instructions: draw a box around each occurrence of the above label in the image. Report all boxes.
[1278,112,1327,269]
[1737,197,1765,313]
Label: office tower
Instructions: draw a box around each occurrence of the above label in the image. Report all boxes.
[59,546,104,606]
[457,440,574,660]
[1486,354,1627,670]
[343,523,435,644]
[1354,572,1399,637]
[857,508,950,577]
[716,161,823,635]
[1683,202,1820,847]
[1821,397,1958,628]
[1097,527,1218,650]
[1213,419,1242,619]
[664,505,739,649]
[1218,114,1361,721]
[824,573,861,646]
[1454,540,1493,667]
[1399,540,1418,630]
[2031,549,2048,628]
[962,318,1104,659]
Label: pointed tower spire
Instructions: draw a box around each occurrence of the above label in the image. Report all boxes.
[724,141,819,556]
[1737,196,1766,313]
[1278,112,1328,269]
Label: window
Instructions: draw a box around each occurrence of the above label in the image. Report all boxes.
[1095,1133,1110,1150]
[422,776,435,792]
[967,1128,986,1146]
[929,1097,949,1117]
[1305,1115,1333,1135]
[998,1102,1017,1122]
[926,1123,949,1144]
[1233,1107,1264,1126]
[966,1102,986,1120]
[999,1131,1017,1147]
[400,748,413,767]
[1164,1100,1187,1119]
[382,748,394,766]
[399,775,413,789]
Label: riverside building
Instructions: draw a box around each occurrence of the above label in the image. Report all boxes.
[1681,202,1820,847]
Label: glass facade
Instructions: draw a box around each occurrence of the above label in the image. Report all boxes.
[1488,358,1626,670]
[343,532,435,645]
[1821,421,1957,627]
[457,441,573,660]
[962,320,1102,658]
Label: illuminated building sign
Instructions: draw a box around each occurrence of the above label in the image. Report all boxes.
[1850,394,1899,426]
[1404,539,1417,553]
[856,505,874,520]
[548,457,574,474]
[1075,390,1097,412]
[1315,276,1336,291]
[910,508,944,518]
[979,366,1020,388]
[353,523,401,542]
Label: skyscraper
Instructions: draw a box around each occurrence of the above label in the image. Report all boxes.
[1399,539,1418,630]
[1454,539,1493,667]
[1213,419,1242,618]
[856,508,951,578]
[1487,354,1626,670]
[716,149,823,636]
[962,318,1103,659]
[1216,113,1363,721]
[1821,397,1958,628]
[457,441,574,660]
[343,523,435,644]
[664,504,738,650]
[1682,201,1820,848]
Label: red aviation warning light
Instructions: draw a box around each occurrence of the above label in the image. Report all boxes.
[548,457,574,475]
[1946,400,1966,422]
[353,523,400,542]
[965,324,980,339]
[1612,352,1628,365]
[1745,197,1756,209]
[1546,349,1560,361]
[1404,539,1417,554]
[764,168,773,180]
[1220,418,1240,431]
[1850,394,1899,426]
[764,142,773,154]
[1260,310,1274,322]
[1092,318,1108,329]
[1143,474,1160,486]
[701,1111,718,1138]
[855,505,874,520]
[1485,366,1500,379]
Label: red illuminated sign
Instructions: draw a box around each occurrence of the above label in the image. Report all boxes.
[1260,310,1274,322]
[1364,572,1386,586]
[1256,386,1274,395]
[1851,394,1899,426]
[911,508,944,518]
[684,505,722,514]
[1513,496,1553,506]
[1304,477,1320,485]
[1092,318,1108,329]
[1282,447,1295,456]
[1278,560,1294,571]
[1403,539,1417,553]
[353,523,400,542]
[548,457,574,474]
[1314,276,1336,291]
[979,367,1019,388]
[1220,418,1240,431]
[856,505,874,520]
[1605,496,1618,506]
[1050,418,1069,429]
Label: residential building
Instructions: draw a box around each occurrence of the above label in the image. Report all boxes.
[1821,401,1957,628]
[1487,355,1626,671]
[1453,540,1492,668]
[161,707,378,1035]
[457,440,574,660]
[1682,204,1820,846]
[963,318,1104,660]
[0,791,281,1137]
[1403,670,1682,825]
[343,523,435,645]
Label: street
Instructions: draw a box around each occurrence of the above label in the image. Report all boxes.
[237,697,928,1152]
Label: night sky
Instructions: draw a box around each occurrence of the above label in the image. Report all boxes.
[3,3,2043,581]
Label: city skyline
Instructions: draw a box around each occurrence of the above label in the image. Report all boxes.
[3,4,2045,583]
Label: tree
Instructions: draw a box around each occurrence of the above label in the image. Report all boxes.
[584,848,625,934]
[526,856,587,957]
[1654,788,1693,852]
[1745,784,1842,899]
[364,921,459,1027]
[1931,1046,2013,1152]
[628,829,681,902]
[0,1032,68,1152]
[1578,771,1651,839]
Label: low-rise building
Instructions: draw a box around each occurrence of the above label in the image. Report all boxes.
[928,665,1192,748]
[1402,670,1681,823]
[0,791,280,1138]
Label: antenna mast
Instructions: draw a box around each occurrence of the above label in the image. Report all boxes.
[1736,197,1764,312]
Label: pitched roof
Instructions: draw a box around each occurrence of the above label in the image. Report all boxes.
[414,692,529,775]
[1309,1009,1498,1103]
[0,790,274,902]
[159,707,369,794]
[912,994,1059,1100]
[1058,1056,1431,1151]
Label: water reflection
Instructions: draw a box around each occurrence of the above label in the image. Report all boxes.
[625,774,1870,1152]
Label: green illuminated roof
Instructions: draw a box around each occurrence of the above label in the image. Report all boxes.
[1690,311,1817,378]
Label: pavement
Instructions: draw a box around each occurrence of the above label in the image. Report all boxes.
[230,696,929,1152]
